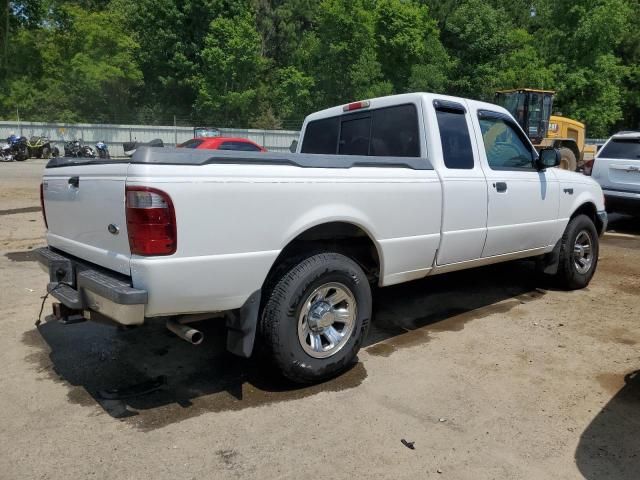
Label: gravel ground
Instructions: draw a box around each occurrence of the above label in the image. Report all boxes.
[0,160,638,479]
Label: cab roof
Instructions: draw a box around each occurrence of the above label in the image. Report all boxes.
[303,92,511,125]
[495,88,556,95]
[612,131,640,139]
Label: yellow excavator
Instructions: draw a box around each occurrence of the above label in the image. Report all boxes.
[494,89,596,171]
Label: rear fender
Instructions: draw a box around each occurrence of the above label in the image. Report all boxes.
[278,205,384,279]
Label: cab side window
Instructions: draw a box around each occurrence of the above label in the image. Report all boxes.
[478,115,535,170]
[436,109,474,169]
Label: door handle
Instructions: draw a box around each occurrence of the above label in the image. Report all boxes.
[68,176,79,187]
[494,181,507,193]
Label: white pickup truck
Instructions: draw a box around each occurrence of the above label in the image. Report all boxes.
[37,93,607,383]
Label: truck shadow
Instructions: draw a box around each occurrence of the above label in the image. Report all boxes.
[25,260,543,430]
[575,370,640,479]
[365,260,543,353]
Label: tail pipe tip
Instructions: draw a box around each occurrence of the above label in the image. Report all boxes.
[166,319,204,345]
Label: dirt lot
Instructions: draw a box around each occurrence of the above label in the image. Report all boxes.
[0,160,638,479]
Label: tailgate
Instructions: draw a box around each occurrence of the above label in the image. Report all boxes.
[607,162,640,186]
[42,162,131,275]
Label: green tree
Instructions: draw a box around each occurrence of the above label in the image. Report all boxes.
[1,2,142,122]
[195,10,266,126]
[298,0,391,110]
[374,0,451,93]
[1,0,639,134]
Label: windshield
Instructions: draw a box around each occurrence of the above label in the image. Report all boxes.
[527,93,552,139]
[178,139,204,148]
[495,92,525,126]
[495,92,553,140]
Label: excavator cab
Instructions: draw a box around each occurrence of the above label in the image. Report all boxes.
[494,89,554,145]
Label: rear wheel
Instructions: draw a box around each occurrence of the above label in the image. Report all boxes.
[554,214,599,290]
[558,147,577,171]
[16,145,28,161]
[260,252,372,383]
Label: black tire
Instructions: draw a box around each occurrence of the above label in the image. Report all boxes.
[260,252,372,384]
[554,214,599,290]
[16,146,28,161]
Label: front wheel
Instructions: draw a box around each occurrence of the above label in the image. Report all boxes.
[554,214,599,290]
[260,252,372,383]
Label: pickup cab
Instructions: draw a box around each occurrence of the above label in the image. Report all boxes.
[37,92,607,383]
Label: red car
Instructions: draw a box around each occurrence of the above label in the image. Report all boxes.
[178,136,266,152]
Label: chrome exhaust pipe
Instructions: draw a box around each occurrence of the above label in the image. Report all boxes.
[166,319,204,345]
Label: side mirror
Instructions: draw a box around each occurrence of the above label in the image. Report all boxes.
[536,148,560,170]
[289,139,298,153]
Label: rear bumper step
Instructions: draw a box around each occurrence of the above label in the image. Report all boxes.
[36,247,147,325]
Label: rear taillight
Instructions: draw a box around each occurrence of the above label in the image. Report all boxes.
[583,158,595,176]
[125,186,176,256]
[40,182,48,229]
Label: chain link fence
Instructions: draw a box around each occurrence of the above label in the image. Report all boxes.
[0,120,300,157]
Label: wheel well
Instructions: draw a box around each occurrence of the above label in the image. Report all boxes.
[263,222,381,289]
[571,202,601,232]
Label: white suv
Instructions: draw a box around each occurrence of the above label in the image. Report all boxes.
[592,131,640,215]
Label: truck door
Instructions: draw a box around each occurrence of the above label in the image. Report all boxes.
[432,100,489,265]
[473,110,560,257]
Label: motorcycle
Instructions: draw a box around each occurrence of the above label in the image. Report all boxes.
[64,140,95,158]
[26,135,58,159]
[64,140,81,157]
[7,134,29,161]
[82,144,95,157]
[95,141,110,159]
[1,141,13,161]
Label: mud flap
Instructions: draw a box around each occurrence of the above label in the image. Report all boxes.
[539,238,562,275]
[225,290,261,358]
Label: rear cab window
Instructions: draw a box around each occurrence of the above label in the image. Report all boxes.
[301,104,420,157]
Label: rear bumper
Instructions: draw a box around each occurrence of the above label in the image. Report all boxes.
[597,210,608,236]
[603,189,640,215]
[35,247,147,325]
